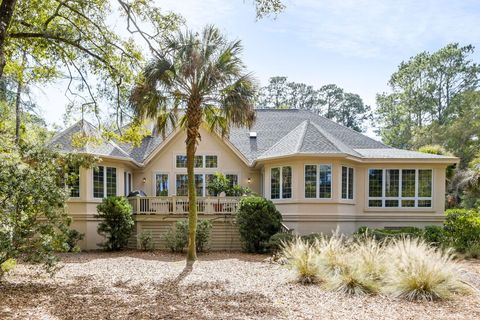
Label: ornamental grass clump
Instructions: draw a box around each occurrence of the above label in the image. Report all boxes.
[282,237,320,284]
[383,237,471,301]
[322,236,384,295]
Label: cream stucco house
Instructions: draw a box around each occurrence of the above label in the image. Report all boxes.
[50,109,457,250]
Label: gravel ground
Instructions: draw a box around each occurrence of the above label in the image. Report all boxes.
[1,251,479,320]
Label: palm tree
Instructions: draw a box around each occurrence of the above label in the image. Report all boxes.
[130,25,256,263]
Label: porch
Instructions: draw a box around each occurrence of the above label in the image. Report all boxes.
[128,196,241,215]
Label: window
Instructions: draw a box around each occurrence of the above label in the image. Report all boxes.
[93,166,117,198]
[205,155,218,168]
[271,166,292,199]
[194,155,203,168]
[124,172,132,196]
[155,174,168,196]
[176,155,218,168]
[341,166,354,200]
[226,174,238,188]
[176,173,217,197]
[304,164,331,199]
[68,166,80,198]
[93,166,104,198]
[176,155,187,168]
[368,169,433,208]
[176,174,188,196]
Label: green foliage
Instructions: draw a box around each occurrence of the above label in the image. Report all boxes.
[0,142,95,278]
[0,258,17,277]
[257,77,371,132]
[64,229,85,253]
[236,196,282,252]
[354,226,423,241]
[164,219,212,253]
[422,225,447,246]
[418,145,451,156]
[206,172,251,196]
[96,196,134,251]
[267,232,294,252]
[139,231,155,251]
[376,43,480,167]
[444,209,480,252]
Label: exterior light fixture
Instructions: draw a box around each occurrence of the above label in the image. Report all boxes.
[142,177,146,183]
[247,177,251,184]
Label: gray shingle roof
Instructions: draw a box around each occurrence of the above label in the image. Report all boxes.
[50,109,457,165]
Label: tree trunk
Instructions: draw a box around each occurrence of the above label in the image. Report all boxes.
[0,0,17,80]
[14,77,21,145]
[186,132,197,263]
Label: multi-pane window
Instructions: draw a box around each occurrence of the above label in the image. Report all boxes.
[304,164,331,199]
[176,174,188,196]
[271,166,292,199]
[341,166,354,200]
[67,166,80,198]
[93,166,104,198]
[176,173,221,197]
[205,155,218,168]
[176,155,187,168]
[124,172,132,196]
[176,155,218,168]
[368,168,433,208]
[93,166,116,198]
[155,174,169,196]
[226,174,238,188]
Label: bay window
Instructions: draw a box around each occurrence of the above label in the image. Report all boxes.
[68,166,80,198]
[124,171,132,196]
[304,164,332,199]
[341,166,354,200]
[271,166,292,199]
[368,168,433,208]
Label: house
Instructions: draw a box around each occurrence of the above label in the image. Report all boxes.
[50,109,458,250]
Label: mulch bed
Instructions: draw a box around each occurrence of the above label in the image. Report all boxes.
[1,251,479,319]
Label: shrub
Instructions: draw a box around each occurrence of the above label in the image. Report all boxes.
[444,209,480,252]
[383,238,470,301]
[65,229,84,252]
[139,231,155,251]
[164,219,212,253]
[281,237,320,284]
[236,196,282,253]
[268,232,294,252]
[422,225,447,247]
[465,242,480,259]
[300,233,323,244]
[96,197,134,251]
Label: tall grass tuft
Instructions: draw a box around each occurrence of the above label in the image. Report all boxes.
[323,237,384,295]
[383,237,471,301]
[281,237,320,284]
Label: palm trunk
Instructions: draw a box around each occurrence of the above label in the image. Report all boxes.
[186,133,197,263]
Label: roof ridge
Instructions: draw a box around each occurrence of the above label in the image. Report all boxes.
[295,120,309,153]
[308,121,360,157]
[258,120,308,159]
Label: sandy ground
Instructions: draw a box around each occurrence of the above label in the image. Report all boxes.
[1,251,479,320]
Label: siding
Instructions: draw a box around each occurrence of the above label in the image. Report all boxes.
[129,214,242,251]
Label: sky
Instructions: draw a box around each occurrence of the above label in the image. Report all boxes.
[36,0,480,138]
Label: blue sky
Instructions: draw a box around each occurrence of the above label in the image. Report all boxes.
[37,0,480,138]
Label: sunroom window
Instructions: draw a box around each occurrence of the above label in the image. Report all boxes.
[271,166,292,199]
[368,168,433,208]
[68,166,80,198]
[341,166,354,200]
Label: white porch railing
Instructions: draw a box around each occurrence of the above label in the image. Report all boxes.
[128,196,240,215]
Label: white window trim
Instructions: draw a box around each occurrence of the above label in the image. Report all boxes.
[174,154,219,169]
[153,172,169,196]
[341,166,354,200]
[271,166,293,200]
[304,164,333,199]
[93,166,117,199]
[367,168,433,208]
